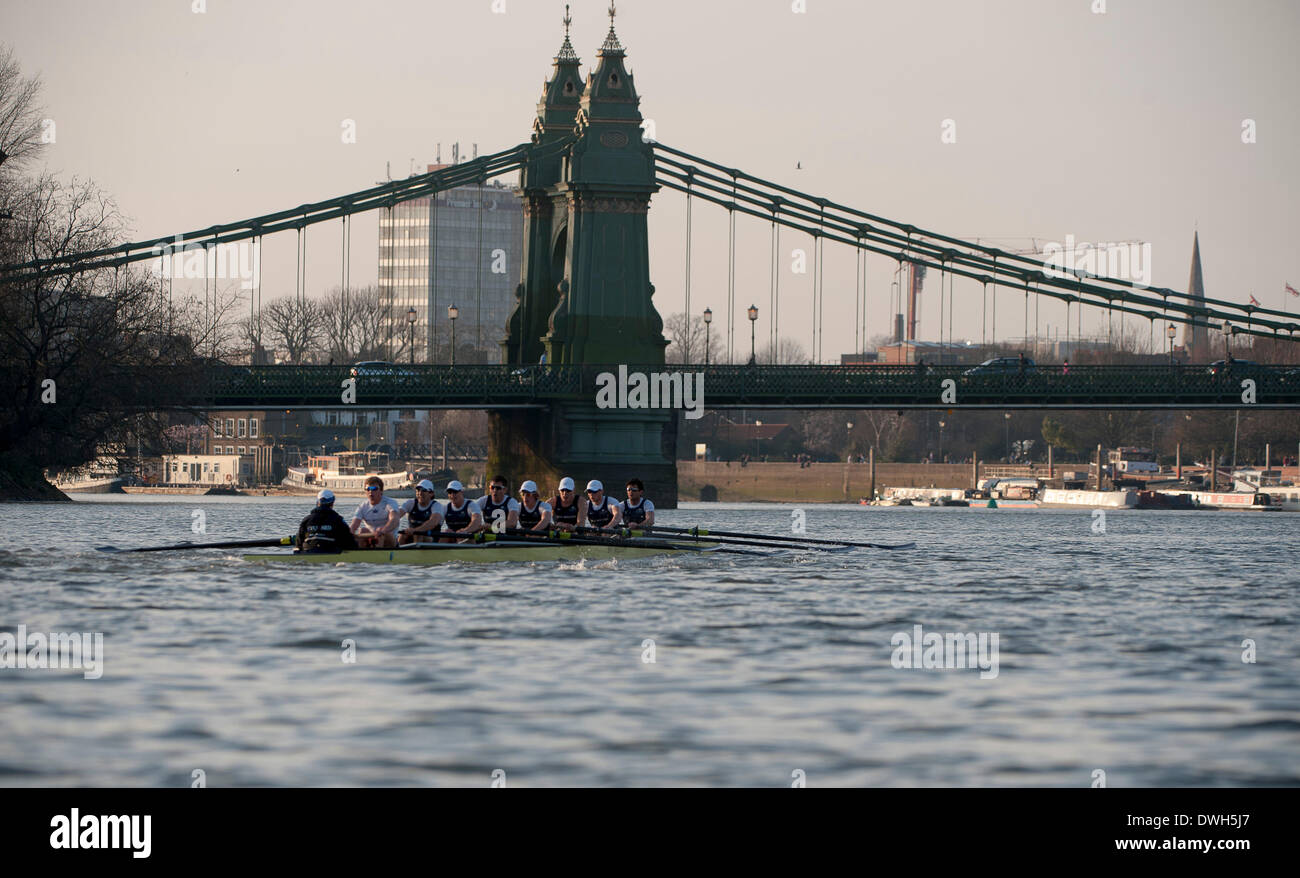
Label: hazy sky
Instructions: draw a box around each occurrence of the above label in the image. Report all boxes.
[5,0,1298,359]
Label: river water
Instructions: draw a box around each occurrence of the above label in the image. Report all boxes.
[0,495,1296,787]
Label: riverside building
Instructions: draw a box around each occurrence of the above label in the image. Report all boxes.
[378,160,523,365]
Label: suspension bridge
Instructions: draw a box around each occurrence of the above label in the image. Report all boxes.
[4,5,1298,503]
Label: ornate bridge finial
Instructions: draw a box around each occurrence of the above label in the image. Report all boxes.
[600,0,624,54]
[556,2,579,62]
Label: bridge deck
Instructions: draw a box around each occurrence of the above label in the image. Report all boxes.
[149,364,1300,410]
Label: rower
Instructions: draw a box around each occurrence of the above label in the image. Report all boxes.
[550,476,581,531]
[476,474,520,533]
[584,479,622,531]
[440,479,484,540]
[350,476,401,548]
[517,480,553,531]
[620,477,656,528]
[398,479,444,545]
[297,489,358,553]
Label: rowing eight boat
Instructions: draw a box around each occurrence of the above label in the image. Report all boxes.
[243,537,722,565]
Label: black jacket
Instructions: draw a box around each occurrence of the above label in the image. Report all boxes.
[297,506,358,552]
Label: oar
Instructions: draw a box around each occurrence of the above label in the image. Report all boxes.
[496,528,769,556]
[96,536,295,553]
[626,524,915,551]
[560,525,830,553]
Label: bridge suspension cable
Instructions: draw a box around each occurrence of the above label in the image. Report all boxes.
[0,139,566,282]
[727,172,737,363]
[684,169,693,362]
[476,174,486,354]
[650,142,1300,343]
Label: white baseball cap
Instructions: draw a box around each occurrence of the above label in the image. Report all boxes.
[317,489,335,503]
[416,479,435,491]
[586,479,603,492]
[446,480,464,492]
[559,477,576,491]
[520,480,539,493]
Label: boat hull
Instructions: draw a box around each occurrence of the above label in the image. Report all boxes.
[244,539,720,565]
[1037,489,1139,509]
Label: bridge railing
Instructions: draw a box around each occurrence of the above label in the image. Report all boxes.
[153,362,1300,409]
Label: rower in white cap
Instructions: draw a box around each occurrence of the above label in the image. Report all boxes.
[440,479,484,540]
[296,489,358,553]
[398,478,444,544]
[550,476,581,531]
[584,479,623,531]
[516,480,553,531]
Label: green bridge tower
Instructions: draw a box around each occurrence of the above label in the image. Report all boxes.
[492,6,677,504]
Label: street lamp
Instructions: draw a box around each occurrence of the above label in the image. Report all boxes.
[447,303,459,366]
[1166,324,1177,365]
[703,307,713,366]
[938,419,945,462]
[754,419,762,460]
[1004,412,1012,462]
[747,304,759,365]
[847,421,854,462]
[1222,321,1233,359]
[406,306,417,365]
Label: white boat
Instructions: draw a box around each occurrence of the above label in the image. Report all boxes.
[46,457,125,493]
[875,487,966,505]
[282,453,412,497]
[1037,488,1139,509]
[1162,490,1278,510]
[1228,470,1300,511]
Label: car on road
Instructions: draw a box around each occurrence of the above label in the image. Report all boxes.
[1207,359,1262,376]
[349,361,420,386]
[962,357,1037,376]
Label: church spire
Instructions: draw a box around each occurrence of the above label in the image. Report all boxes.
[1186,230,1209,354]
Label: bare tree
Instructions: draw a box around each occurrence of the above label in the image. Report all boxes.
[663,311,724,365]
[262,295,325,363]
[169,281,249,362]
[759,336,808,365]
[860,410,906,456]
[0,46,45,178]
[0,174,196,492]
[320,285,393,363]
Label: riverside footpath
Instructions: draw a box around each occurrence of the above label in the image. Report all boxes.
[677,459,1099,503]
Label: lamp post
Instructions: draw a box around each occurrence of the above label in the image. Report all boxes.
[703,307,713,366]
[1166,323,1177,365]
[754,419,762,460]
[1004,412,1012,462]
[847,421,855,462]
[747,304,758,365]
[406,306,417,365]
[938,419,945,462]
[447,303,459,366]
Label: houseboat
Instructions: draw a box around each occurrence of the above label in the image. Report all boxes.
[282,452,413,497]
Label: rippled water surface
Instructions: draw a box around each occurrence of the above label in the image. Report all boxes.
[0,496,1296,787]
